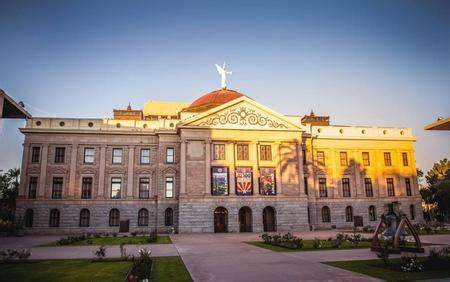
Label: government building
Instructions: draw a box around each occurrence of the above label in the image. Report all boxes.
[15,87,423,234]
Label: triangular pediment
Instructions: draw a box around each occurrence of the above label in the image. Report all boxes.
[180,97,301,131]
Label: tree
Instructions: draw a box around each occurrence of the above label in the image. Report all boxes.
[0,168,20,221]
[420,159,450,222]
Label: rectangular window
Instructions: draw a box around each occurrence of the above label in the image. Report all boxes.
[28,177,38,198]
[112,148,123,164]
[52,177,63,199]
[54,147,65,163]
[387,178,395,196]
[84,148,95,164]
[384,152,392,166]
[342,178,351,197]
[304,177,308,195]
[405,178,412,196]
[140,149,150,164]
[236,144,249,161]
[362,152,370,166]
[213,144,225,160]
[165,177,174,198]
[111,178,121,199]
[139,177,150,199]
[364,178,373,197]
[319,178,327,197]
[81,177,93,199]
[340,152,348,166]
[166,147,174,163]
[302,149,307,165]
[31,147,40,163]
[402,152,409,166]
[317,151,325,166]
[260,145,272,161]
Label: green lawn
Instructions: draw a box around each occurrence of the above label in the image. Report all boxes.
[37,235,172,247]
[0,257,192,282]
[246,240,431,252]
[324,258,450,281]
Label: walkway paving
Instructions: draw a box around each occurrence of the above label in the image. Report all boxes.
[171,233,379,282]
[1,232,449,281]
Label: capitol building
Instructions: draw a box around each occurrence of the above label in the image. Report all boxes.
[16,84,423,234]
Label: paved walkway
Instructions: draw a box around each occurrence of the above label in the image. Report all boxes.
[171,233,379,282]
[1,232,449,281]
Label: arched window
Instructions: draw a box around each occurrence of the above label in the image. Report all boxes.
[49,209,60,227]
[322,206,331,222]
[25,209,34,227]
[345,206,353,222]
[79,209,90,227]
[138,209,149,226]
[410,204,415,220]
[109,209,120,226]
[165,208,174,226]
[369,206,377,221]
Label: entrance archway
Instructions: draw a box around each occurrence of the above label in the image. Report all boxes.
[239,206,253,232]
[214,207,228,233]
[263,206,276,232]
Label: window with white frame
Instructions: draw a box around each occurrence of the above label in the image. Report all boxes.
[165,176,174,198]
[112,148,123,164]
[84,148,95,164]
[140,148,150,164]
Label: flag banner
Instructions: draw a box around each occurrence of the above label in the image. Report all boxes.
[259,167,276,195]
[211,166,229,195]
[235,167,253,196]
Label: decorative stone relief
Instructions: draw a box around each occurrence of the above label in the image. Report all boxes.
[198,106,288,129]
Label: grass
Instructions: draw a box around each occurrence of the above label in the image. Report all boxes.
[0,256,192,282]
[37,235,172,247]
[246,240,432,252]
[324,258,450,281]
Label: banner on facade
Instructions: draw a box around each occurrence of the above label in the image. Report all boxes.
[211,166,229,195]
[235,167,253,196]
[259,167,276,195]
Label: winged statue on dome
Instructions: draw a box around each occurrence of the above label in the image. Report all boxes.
[215,62,232,89]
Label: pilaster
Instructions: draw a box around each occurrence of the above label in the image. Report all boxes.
[205,140,211,194]
[68,143,78,198]
[127,146,135,198]
[38,144,48,198]
[97,145,106,198]
[18,143,30,197]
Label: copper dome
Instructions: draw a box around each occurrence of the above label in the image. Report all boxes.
[185,88,244,112]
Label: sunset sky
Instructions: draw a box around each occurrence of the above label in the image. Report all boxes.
[0,0,449,173]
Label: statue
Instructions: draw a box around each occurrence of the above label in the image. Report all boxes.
[215,62,232,89]
[371,202,423,253]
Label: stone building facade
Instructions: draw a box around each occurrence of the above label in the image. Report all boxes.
[15,88,423,234]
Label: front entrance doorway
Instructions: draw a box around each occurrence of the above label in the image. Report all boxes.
[263,206,276,232]
[214,207,228,233]
[239,206,253,232]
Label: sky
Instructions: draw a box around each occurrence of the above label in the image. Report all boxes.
[0,0,449,174]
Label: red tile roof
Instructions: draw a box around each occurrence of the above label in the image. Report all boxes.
[185,88,244,112]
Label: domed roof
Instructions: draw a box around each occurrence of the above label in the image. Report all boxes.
[185,88,244,112]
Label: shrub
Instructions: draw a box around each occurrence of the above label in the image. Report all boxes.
[56,235,87,246]
[131,232,137,237]
[260,233,303,249]
[425,247,450,270]
[401,255,424,272]
[332,233,345,248]
[93,245,106,260]
[93,233,101,238]
[146,230,157,243]
[112,233,118,237]
[313,238,323,249]
[348,230,362,247]
[0,249,31,261]
[86,239,93,245]
[130,248,153,280]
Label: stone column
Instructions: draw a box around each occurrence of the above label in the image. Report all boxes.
[275,142,282,195]
[180,140,186,195]
[205,140,211,194]
[127,146,135,198]
[97,145,106,198]
[68,143,78,198]
[297,142,305,196]
[227,142,236,195]
[251,142,259,195]
[375,150,384,197]
[18,143,30,197]
[330,148,338,198]
[353,150,362,197]
[38,144,48,198]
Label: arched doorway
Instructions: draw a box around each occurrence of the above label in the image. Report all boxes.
[239,206,253,232]
[214,207,228,233]
[263,206,276,232]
